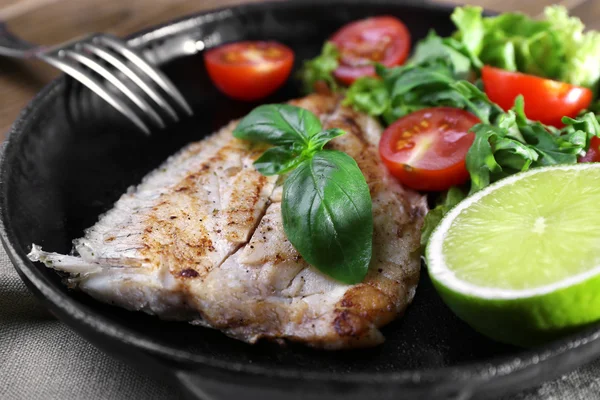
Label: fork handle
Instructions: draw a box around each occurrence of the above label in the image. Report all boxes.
[0,21,38,58]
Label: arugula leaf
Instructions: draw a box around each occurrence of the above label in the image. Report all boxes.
[298,42,340,94]
[409,31,477,79]
[234,104,373,284]
[343,58,502,125]
[465,96,600,194]
[420,187,466,248]
[466,122,535,193]
[282,151,372,284]
[233,104,322,146]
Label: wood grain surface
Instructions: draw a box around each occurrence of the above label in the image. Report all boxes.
[0,0,598,138]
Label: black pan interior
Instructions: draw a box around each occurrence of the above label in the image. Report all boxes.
[4,0,600,397]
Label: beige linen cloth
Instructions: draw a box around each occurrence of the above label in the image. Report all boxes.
[2,243,600,400]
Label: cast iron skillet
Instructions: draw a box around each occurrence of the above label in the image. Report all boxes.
[3,1,600,399]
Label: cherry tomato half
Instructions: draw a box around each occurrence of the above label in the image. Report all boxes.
[482,66,593,128]
[204,41,294,101]
[379,107,479,191]
[331,16,411,85]
[579,136,600,163]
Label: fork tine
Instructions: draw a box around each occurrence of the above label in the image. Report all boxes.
[64,49,166,129]
[40,53,151,135]
[97,35,193,116]
[81,42,179,122]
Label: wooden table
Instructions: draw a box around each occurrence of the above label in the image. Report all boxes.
[0,0,598,138]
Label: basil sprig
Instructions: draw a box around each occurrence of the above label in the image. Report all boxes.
[233,104,373,284]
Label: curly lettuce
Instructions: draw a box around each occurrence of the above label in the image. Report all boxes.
[544,6,600,89]
[451,6,600,92]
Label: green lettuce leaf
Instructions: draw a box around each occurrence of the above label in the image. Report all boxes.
[450,5,600,91]
[450,6,485,56]
[342,76,389,117]
[298,42,340,93]
[544,6,600,90]
[452,6,562,79]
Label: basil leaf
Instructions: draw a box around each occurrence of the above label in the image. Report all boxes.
[253,147,305,176]
[282,151,373,284]
[233,104,322,147]
[298,42,340,94]
[306,128,346,154]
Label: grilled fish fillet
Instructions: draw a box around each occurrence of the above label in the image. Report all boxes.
[28,94,427,349]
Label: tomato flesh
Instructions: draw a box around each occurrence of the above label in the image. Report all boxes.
[204,41,294,101]
[579,136,600,163]
[379,107,479,191]
[331,16,411,85]
[482,66,593,128]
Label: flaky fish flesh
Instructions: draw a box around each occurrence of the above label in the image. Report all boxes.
[29,94,427,349]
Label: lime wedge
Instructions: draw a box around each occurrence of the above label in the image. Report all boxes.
[426,164,600,347]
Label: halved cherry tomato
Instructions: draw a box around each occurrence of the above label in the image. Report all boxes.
[579,136,600,163]
[204,41,294,101]
[331,16,411,85]
[482,66,593,128]
[379,107,479,191]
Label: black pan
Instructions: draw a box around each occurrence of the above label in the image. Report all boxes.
[3,1,600,399]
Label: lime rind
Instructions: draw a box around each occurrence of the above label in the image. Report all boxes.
[430,271,600,346]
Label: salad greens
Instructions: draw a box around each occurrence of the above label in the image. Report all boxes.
[338,6,600,247]
[298,42,340,94]
[233,104,373,284]
[452,6,600,91]
[420,186,466,247]
[294,5,600,257]
[343,60,501,125]
[466,97,600,194]
[347,56,600,242]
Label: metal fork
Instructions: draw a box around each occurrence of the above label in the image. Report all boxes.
[0,22,193,134]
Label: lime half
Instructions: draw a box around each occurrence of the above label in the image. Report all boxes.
[426,164,600,347]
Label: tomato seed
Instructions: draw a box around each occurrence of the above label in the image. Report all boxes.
[396,140,414,151]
